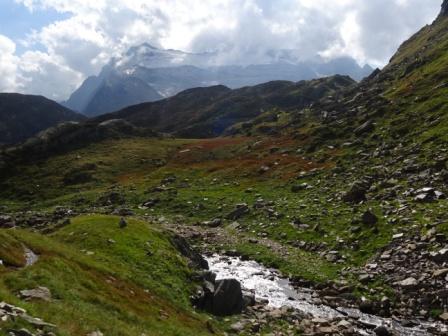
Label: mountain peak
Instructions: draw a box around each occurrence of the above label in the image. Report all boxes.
[125,43,160,56]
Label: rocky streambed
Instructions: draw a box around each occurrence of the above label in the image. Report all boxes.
[206,254,447,335]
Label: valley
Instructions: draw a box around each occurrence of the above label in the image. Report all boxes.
[1,1,448,336]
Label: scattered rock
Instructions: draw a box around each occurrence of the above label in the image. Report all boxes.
[0,215,15,228]
[19,287,52,302]
[433,269,448,278]
[342,180,369,203]
[291,183,309,193]
[203,218,222,227]
[354,120,374,135]
[398,277,418,289]
[86,331,104,336]
[226,204,250,220]
[8,328,35,336]
[362,210,378,225]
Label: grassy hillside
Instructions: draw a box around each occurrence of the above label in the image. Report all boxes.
[0,93,85,145]
[94,75,355,138]
[0,215,214,336]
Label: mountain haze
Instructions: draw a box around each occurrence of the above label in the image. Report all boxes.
[64,44,372,117]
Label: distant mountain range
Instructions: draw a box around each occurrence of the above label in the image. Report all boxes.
[63,44,373,117]
[0,93,85,145]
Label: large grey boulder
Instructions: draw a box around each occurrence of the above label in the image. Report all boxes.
[211,279,244,316]
[194,278,244,316]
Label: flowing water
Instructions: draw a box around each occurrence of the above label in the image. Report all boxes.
[206,254,446,336]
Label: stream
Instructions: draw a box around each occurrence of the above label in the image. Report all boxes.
[206,254,447,336]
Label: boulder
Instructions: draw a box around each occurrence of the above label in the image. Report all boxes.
[342,181,369,203]
[362,210,378,225]
[0,215,15,228]
[359,300,374,314]
[97,191,125,206]
[195,278,244,316]
[431,248,448,263]
[398,277,418,289]
[142,198,160,208]
[291,183,309,193]
[226,204,250,220]
[440,312,448,321]
[19,287,52,302]
[374,326,390,336]
[211,279,244,316]
[204,218,222,227]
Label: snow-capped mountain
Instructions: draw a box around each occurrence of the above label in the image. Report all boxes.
[113,43,215,70]
[64,44,373,117]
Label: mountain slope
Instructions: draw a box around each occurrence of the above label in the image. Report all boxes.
[299,2,448,151]
[0,215,215,336]
[82,73,163,117]
[95,75,355,138]
[0,93,85,145]
[64,42,372,117]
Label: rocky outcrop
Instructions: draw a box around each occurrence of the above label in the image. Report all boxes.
[170,235,208,269]
[0,301,56,334]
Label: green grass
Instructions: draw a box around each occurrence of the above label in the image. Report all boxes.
[0,136,435,283]
[0,215,214,336]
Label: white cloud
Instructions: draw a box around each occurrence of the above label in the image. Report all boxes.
[0,35,20,92]
[4,0,444,100]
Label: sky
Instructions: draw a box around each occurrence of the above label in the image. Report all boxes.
[0,0,443,101]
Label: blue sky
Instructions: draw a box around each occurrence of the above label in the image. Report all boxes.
[0,1,69,54]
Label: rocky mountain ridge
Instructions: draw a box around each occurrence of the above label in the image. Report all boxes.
[64,43,372,117]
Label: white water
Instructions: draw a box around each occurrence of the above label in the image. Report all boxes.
[206,254,447,336]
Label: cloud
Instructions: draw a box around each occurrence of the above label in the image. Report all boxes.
[0,34,20,92]
[4,0,443,100]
